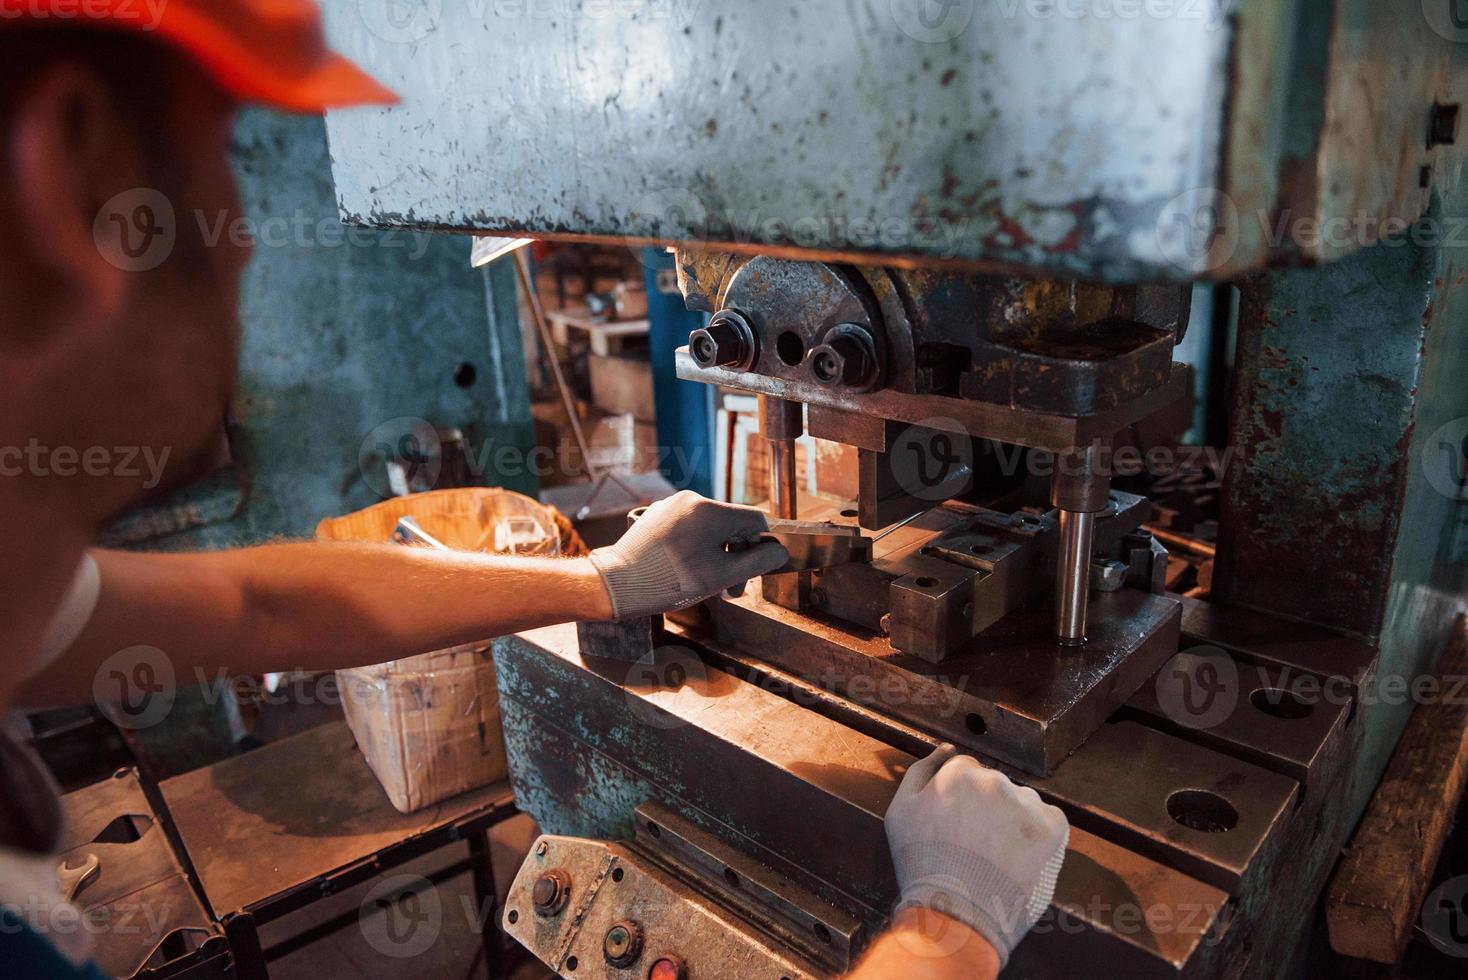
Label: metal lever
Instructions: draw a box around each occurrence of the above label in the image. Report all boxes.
[728,520,873,573]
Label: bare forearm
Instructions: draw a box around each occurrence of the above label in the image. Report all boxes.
[847,909,1001,980]
[17,542,612,706]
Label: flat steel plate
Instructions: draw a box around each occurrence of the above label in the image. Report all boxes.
[693,588,1181,774]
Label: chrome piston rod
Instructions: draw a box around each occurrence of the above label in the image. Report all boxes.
[759,395,803,521]
[1051,444,1111,646]
[1055,509,1097,646]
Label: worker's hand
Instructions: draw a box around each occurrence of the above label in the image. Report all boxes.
[588,491,789,621]
[885,745,1069,967]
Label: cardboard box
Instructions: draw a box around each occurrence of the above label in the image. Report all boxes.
[315,488,561,812]
[335,643,506,814]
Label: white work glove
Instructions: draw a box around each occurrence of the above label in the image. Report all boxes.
[588,491,789,620]
[885,744,1069,967]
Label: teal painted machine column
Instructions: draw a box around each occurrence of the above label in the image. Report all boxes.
[103,108,536,552]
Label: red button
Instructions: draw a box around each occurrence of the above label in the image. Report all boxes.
[648,956,686,980]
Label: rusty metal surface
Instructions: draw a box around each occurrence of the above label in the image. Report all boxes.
[321,3,1244,279]
[496,624,905,916]
[680,255,1188,413]
[58,769,222,979]
[678,348,1191,452]
[576,616,663,663]
[1125,649,1353,799]
[1214,237,1436,639]
[1008,827,1231,980]
[1177,594,1378,689]
[692,587,1179,775]
[632,802,864,971]
[665,612,1294,896]
[158,720,516,916]
[652,630,1237,979]
[497,625,1238,977]
[1032,721,1299,896]
[504,833,824,979]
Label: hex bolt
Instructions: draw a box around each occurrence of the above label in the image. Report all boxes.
[602,919,644,969]
[689,308,757,370]
[807,334,874,388]
[1090,557,1128,592]
[531,869,571,917]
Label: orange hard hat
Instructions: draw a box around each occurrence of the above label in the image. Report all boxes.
[0,0,398,112]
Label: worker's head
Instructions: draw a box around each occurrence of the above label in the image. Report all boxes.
[0,2,393,527]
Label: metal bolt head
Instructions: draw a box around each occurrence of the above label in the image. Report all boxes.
[1090,557,1128,592]
[808,335,872,388]
[602,919,643,968]
[532,870,570,916]
[690,309,756,370]
[534,840,548,857]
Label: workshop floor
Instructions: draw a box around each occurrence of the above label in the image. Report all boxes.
[265,812,552,980]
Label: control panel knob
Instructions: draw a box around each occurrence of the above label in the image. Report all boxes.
[602,919,644,968]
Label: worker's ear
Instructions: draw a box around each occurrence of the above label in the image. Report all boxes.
[4,61,151,336]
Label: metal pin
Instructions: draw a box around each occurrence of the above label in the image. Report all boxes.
[1055,509,1096,646]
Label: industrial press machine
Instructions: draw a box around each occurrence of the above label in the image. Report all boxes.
[322,1,1468,975]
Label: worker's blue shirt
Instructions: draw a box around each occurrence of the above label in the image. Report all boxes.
[0,908,105,980]
[0,727,102,980]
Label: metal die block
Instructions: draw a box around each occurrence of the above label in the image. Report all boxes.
[1033,721,1299,895]
[1124,648,1353,799]
[1177,595,1378,692]
[676,349,1192,454]
[577,616,662,663]
[697,589,1182,775]
[1010,826,1232,980]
